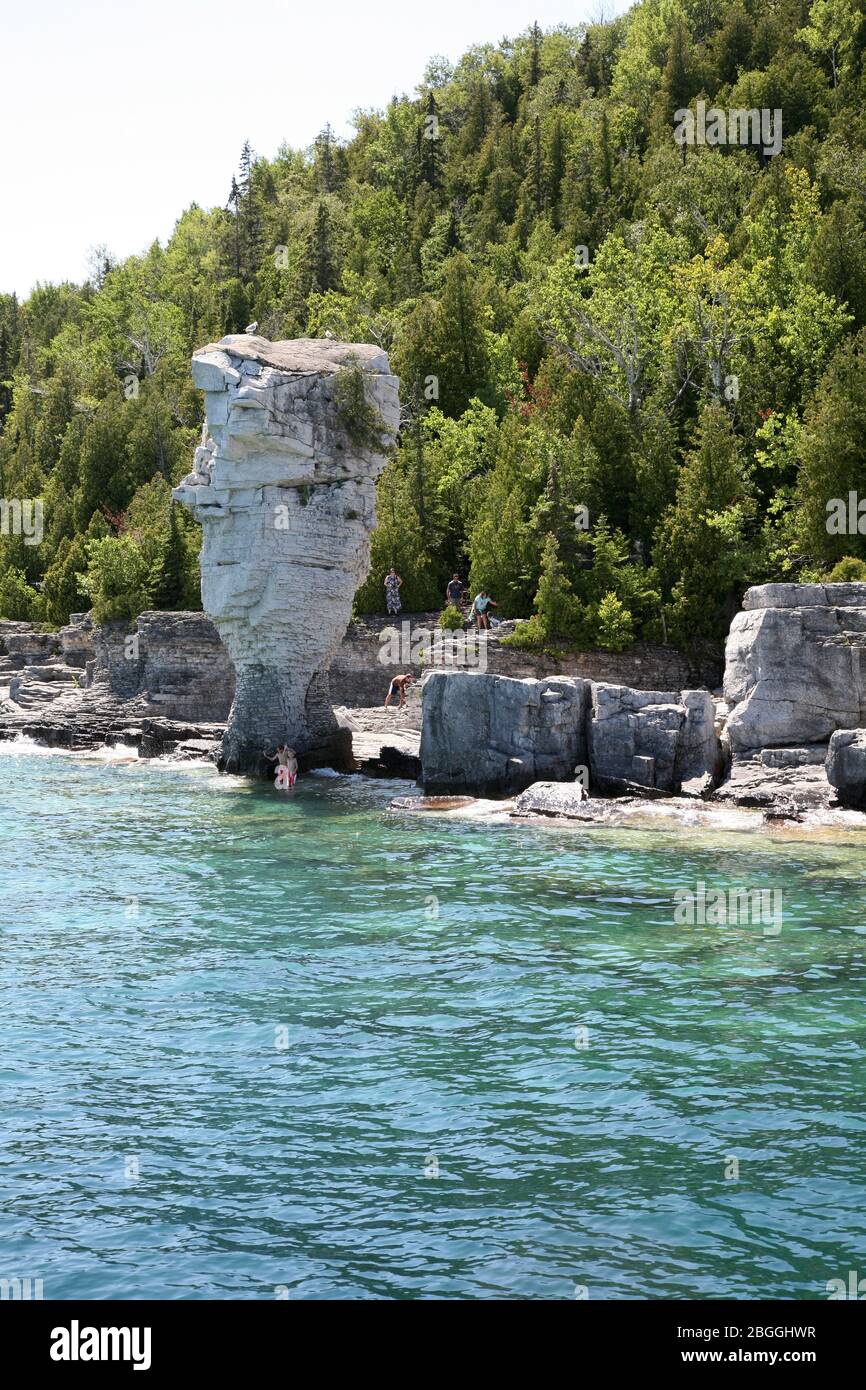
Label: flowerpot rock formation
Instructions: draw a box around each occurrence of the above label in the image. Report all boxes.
[173,335,399,774]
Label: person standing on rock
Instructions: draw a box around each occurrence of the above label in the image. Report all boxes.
[384,673,414,709]
[445,574,463,609]
[471,589,498,631]
[384,568,403,615]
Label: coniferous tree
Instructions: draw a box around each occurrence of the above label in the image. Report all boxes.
[314,124,336,193]
[227,176,242,277]
[309,200,337,292]
[529,21,542,87]
[419,91,441,189]
[149,502,187,610]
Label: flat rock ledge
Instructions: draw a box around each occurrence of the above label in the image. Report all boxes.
[393,780,866,837]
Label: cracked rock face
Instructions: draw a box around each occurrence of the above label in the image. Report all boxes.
[420,671,591,796]
[588,683,721,795]
[724,583,866,752]
[174,335,399,774]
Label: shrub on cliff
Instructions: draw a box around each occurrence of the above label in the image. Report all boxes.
[596,592,634,652]
[502,533,591,648]
[827,556,866,583]
[0,567,44,622]
[333,362,391,454]
[438,605,464,630]
[83,536,152,624]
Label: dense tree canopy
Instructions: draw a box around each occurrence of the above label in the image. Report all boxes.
[3,1,866,649]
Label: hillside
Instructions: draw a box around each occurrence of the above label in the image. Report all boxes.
[3,0,866,655]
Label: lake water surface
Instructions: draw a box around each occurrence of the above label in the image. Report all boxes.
[1,742,865,1299]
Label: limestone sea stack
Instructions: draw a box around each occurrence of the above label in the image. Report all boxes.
[174,335,399,774]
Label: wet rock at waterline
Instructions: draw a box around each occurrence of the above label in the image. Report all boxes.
[174,335,399,775]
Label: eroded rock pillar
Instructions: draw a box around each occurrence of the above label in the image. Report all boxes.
[174,335,399,774]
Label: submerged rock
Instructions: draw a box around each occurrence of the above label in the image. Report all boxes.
[174,335,399,776]
[391,794,479,812]
[511,782,603,820]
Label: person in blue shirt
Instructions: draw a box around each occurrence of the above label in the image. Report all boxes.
[471,589,498,631]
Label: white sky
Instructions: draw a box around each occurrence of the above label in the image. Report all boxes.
[2,0,629,300]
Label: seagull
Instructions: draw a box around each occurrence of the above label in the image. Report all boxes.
[324,329,335,339]
[244,321,258,334]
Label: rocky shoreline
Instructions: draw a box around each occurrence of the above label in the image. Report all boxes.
[0,612,422,775]
[406,581,866,825]
[4,581,866,831]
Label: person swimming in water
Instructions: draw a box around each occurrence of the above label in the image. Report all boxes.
[264,744,298,787]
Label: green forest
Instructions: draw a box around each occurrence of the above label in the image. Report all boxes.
[3,0,866,655]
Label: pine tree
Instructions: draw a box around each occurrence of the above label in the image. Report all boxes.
[529,21,542,86]
[314,124,336,193]
[550,117,565,223]
[533,115,543,213]
[227,176,242,277]
[237,141,262,278]
[309,200,337,292]
[659,17,697,130]
[419,91,441,189]
[533,533,579,639]
[0,322,11,425]
[149,503,187,610]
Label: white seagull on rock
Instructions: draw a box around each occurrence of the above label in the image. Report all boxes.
[244,321,258,334]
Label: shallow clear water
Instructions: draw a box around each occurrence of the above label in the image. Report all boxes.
[1,742,865,1300]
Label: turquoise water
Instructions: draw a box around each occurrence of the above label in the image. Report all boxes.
[2,743,866,1301]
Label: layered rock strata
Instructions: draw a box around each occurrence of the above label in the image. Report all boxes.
[174,335,399,774]
[419,672,722,798]
[826,729,866,808]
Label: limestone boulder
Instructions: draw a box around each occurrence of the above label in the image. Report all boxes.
[511,782,599,820]
[826,728,866,807]
[724,583,866,751]
[588,684,721,795]
[420,670,590,795]
[174,335,399,774]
